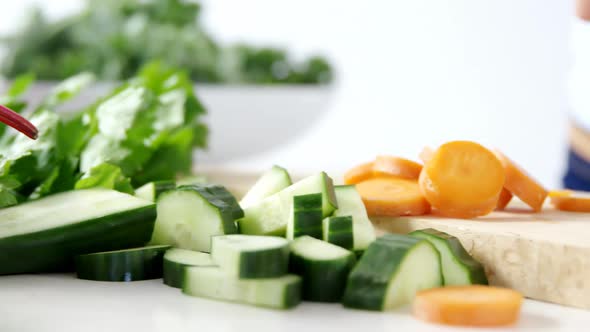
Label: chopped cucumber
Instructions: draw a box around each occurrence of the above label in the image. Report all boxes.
[135,180,176,201]
[75,245,171,282]
[333,185,376,252]
[240,165,292,208]
[187,184,244,220]
[289,236,356,302]
[0,189,156,275]
[183,266,302,309]
[163,249,214,288]
[150,186,238,252]
[322,215,353,250]
[211,235,289,278]
[342,234,442,310]
[239,172,337,235]
[410,228,488,286]
[286,193,323,240]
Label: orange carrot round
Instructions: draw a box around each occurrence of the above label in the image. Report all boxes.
[356,178,430,217]
[419,141,505,218]
[549,190,590,212]
[344,161,374,185]
[413,286,523,327]
[373,155,423,180]
[496,188,513,210]
[494,151,547,212]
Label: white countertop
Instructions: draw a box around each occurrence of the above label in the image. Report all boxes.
[0,274,588,332]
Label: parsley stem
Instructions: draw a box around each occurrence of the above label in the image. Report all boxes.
[0,104,38,139]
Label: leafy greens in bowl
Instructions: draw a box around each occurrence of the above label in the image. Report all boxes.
[0,0,333,85]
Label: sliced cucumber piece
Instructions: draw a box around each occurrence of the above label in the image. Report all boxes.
[240,165,292,208]
[182,184,244,220]
[286,193,323,240]
[211,235,289,278]
[150,186,238,252]
[239,172,337,235]
[163,248,214,288]
[135,180,176,201]
[0,189,156,275]
[75,245,171,282]
[410,228,488,286]
[289,236,356,302]
[333,185,376,251]
[342,234,442,310]
[197,184,244,220]
[183,266,302,309]
[322,215,353,250]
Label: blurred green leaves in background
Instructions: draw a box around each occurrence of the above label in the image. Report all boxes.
[0,0,333,84]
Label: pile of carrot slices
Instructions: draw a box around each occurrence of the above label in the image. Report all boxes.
[345,140,590,218]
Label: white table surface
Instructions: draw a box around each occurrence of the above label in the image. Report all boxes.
[0,274,588,332]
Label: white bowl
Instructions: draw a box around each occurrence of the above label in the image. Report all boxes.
[8,82,333,163]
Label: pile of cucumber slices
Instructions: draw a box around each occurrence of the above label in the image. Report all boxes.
[0,165,488,311]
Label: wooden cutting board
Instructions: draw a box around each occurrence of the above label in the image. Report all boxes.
[199,167,590,310]
[372,209,590,310]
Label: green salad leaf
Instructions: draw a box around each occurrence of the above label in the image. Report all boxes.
[6,73,36,98]
[42,72,96,108]
[0,61,208,208]
[75,163,134,194]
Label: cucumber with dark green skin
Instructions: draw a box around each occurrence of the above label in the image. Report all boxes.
[150,186,238,252]
[163,249,214,288]
[240,165,292,208]
[75,245,171,282]
[183,266,302,309]
[286,193,323,240]
[289,236,356,302]
[211,235,289,278]
[342,234,442,311]
[239,172,337,236]
[322,215,353,250]
[332,185,376,251]
[135,180,176,201]
[410,228,488,286]
[183,184,244,220]
[0,189,157,275]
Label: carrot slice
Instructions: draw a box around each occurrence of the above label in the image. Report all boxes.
[413,285,523,327]
[356,178,430,217]
[549,190,590,212]
[494,151,547,212]
[419,147,434,163]
[373,155,423,180]
[419,141,505,218]
[344,161,374,185]
[496,188,513,210]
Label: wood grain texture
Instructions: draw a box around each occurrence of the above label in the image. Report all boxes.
[199,168,590,310]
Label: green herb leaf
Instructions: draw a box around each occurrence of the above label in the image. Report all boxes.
[75,163,134,195]
[42,72,95,108]
[132,125,194,186]
[0,186,19,208]
[7,72,36,97]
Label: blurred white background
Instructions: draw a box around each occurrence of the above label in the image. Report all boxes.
[0,1,577,187]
